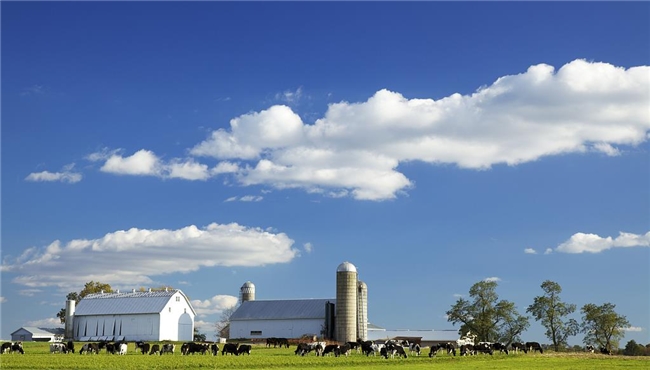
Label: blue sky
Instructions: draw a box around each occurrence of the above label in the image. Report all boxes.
[2,1,649,346]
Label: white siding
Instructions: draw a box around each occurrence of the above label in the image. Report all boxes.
[74,314,159,342]
[158,292,195,341]
[230,319,324,339]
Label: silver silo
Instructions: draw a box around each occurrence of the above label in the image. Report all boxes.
[336,261,358,343]
[64,299,76,340]
[356,280,368,341]
[239,281,256,303]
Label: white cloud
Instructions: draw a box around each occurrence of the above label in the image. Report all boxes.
[19,289,42,297]
[189,60,649,200]
[623,326,643,332]
[2,222,297,289]
[239,195,263,202]
[20,84,45,96]
[0,296,6,303]
[101,149,162,176]
[303,242,313,253]
[26,317,63,327]
[86,148,121,162]
[178,281,191,286]
[25,163,82,184]
[544,248,554,255]
[100,149,212,180]
[275,86,304,104]
[484,277,501,282]
[191,295,239,317]
[224,196,239,202]
[211,161,239,175]
[524,248,537,254]
[556,231,650,254]
[453,293,464,298]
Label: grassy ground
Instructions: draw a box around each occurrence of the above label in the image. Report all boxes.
[0,342,648,369]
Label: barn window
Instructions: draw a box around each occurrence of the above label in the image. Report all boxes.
[169,307,171,312]
[250,331,262,336]
[176,296,180,302]
[184,308,186,313]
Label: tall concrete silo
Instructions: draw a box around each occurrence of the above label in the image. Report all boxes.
[336,261,357,343]
[356,280,368,341]
[239,281,255,303]
[64,299,75,340]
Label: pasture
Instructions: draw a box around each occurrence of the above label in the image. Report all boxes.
[1,342,648,370]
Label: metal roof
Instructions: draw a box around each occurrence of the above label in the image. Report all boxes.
[11,327,64,337]
[337,261,357,273]
[230,299,335,321]
[74,289,195,316]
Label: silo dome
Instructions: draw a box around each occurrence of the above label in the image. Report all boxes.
[239,281,255,303]
[337,261,357,273]
[242,281,255,289]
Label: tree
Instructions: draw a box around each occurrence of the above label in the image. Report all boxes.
[57,281,112,323]
[581,302,629,351]
[527,280,579,352]
[446,280,529,344]
[193,327,206,342]
[623,340,644,356]
[215,305,238,339]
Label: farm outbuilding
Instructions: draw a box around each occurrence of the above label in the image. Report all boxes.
[66,289,195,342]
[11,327,64,342]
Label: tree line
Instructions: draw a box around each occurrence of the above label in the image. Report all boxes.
[446,280,634,352]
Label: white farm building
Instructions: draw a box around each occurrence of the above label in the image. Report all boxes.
[65,289,195,342]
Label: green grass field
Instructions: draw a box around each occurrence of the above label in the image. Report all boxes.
[1,342,648,370]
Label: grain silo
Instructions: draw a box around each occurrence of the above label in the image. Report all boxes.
[240,281,256,303]
[64,299,75,339]
[356,280,368,341]
[336,261,357,343]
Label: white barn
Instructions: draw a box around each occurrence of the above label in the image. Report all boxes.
[11,327,64,342]
[229,299,334,339]
[70,289,195,342]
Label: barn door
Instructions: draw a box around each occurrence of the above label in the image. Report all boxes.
[178,313,192,341]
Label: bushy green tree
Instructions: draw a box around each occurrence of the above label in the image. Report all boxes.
[581,302,629,352]
[446,280,529,343]
[57,281,114,323]
[527,280,579,352]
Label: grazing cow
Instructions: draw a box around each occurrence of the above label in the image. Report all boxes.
[585,345,595,353]
[160,343,175,355]
[346,341,361,353]
[361,342,374,356]
[117,343,127,355]
[599,347,611,355]
[490,342,508,354]
[50,343,68,354]
[67,341,75,354]
[460,344,475,356]
[105,343,116,354]
[294,343,309,356]
[511,342,527,353]
[475,342,494,355]
[210,343,219,356]
[10,342,24,354]
[382,342,407,359]
[380,346,388,359]
[222,343,239,356]
[368,343,385,356]
[149,344,161,355]
[135,341,150,355]
[237,344,252,356]
[335,343,351,357]
[1,342,11,354]
[80,343,99,355]
[525,342,543,354]
[322,344,339,356]
[409,343,421,356]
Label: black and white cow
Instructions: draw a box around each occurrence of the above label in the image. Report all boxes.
[459,344,475,356]
[222,343,239,356]
[237,344,252,355]
[135,341,150,355]
[475,342,494,355]
[525,342,543,354]
[585,345,595,353]
[67,341,75,354]
[599,347,612,355]
[80,343,99,355]
[50,343,68,354]
[383,342,407,359]
[322,344,339,356]
[409,343,421,356]
[149,344,160,355]
[511,342,527,353]
[1,342,11,354]
[160,343,175,355]
[490,342,508,354]
[335,343,351,357]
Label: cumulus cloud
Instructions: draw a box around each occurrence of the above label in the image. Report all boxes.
[187,60,649,200]
[2,223,297,289]
[524,248,537,254]
[303,242,313,253]
[544,248,553,255]
[275,86,304,104]
[99,149,217,180]
[19,289,42,297]
[191,295,239,317]
[555,231,650,254]
[484,277,501,282]
[25,163,82,184]
[225,195,263,202]
[623,326,643,332]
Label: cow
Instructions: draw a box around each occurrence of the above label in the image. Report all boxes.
[460,344,475,356]
[135,341,150,355]
[585,345,595,353]
[294,343,310,356]
[346,341,361,353]
[237,344,252,355]
[210,343,219,356]
[491,342,508,354]
[1,342,11,354]
[50,343,68,354]
[335,343,351,357]
[511,342,527,353]
[159,343,174,355]
[409,343,421,356]
[222,343,239,356]
[67,341,75,354]
[475,342,494,355]
[525,341,543,354]
[104,343,116,354]
[10,342,24,354]
[383,342,407,359]
[149,344,161,355]
[79,343,99,355]
[322,344,339,356]
[368,343,385,356]
[599,347,611,355]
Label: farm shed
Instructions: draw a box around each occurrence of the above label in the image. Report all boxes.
[69,289,195,342]
[11,327,64,342]
[229,299,335,340]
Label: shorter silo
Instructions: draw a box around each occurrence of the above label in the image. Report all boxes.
[240,281,256,303]
[357,280,368,341]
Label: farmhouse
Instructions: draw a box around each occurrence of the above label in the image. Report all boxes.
[11,327,64,342]
[66,288,195,342]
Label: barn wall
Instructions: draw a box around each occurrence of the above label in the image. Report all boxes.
[229,319,324,339]
[11,329,33,342]
[74,314,160,342]
[158,292,195,341]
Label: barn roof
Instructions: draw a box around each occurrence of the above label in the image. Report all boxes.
[74,289,195,316]
[230,299,335,321]
[11,327,64,337]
